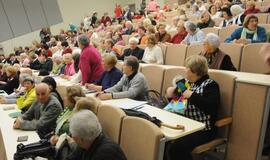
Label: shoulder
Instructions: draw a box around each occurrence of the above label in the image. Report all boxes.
[257,26,266,32]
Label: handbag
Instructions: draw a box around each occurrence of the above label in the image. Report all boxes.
[144,90,169,109]
[14,139,55,160]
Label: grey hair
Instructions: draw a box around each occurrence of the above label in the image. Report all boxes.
[69,110,102,142]
[205,33,220,49]
[184,21,197,31]
[230,5,244,15]
[78,34,90,46]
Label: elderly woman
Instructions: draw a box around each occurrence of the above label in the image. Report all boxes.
[85,55,123,92]
[142,35,164,64]
[182,21,205,45]
[121,38,145,61]
[197,11,215,29]
[50,85,86,144]
[52,54,63,75]
[155,23,171,43]
[96,56,148,101]
[0,75,36,113]
[60,53,76,78]
[170,21,188,44]
[230,4,245,25]
[68,110,127,160]
[225,15,266,44]
[219,7,233,27]
[200,33,236,71]
[78,34,104,85]
[165,55,220,160]
[0,66,19,94]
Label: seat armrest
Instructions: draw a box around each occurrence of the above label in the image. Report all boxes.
[215,117,233,127]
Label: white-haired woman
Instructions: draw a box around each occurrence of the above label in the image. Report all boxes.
[165,55,220,160]
[230,4,245,25]
[181,21,205,45]
[200,33,236,71]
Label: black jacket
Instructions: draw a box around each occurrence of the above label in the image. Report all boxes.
[67,134,127,160]
[30,58,53,72]
[0,75,19,94]
[119,47,144,60]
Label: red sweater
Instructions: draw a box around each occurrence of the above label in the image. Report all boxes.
[171,31,188,44]
[79,45,104,85]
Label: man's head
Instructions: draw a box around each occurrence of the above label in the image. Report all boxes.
[123,56,139,76]
[69,110,102,149]
[36,83,50,104]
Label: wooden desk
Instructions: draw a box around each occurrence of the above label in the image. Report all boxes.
[0,105,39,160]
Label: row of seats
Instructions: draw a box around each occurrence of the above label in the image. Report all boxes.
[115,43,269,74]
[97,104,163,160]
[98,64,236,160]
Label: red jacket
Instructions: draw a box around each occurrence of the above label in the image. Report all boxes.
[244,8,260,15]
[79,45,104,85]
[171,31,188,44]
[101,16,112,26]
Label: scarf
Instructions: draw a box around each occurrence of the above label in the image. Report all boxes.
[241,27,258,41]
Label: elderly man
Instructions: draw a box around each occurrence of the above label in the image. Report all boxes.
[119,37,145,60]
[67,110,127,160]
[78,34,104,85]
[96,56,148,101]
[123,21,135,35]
[13,83,63,138]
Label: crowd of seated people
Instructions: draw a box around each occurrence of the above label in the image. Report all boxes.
[1,0,270,159]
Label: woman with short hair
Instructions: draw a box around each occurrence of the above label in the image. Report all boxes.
[225,14,266,44]
[201,33,236,71]
[165,55,220,160]
[85,54,123,92]
[0,66,19,94]
[219,7,233,27]
[181,21,205,45]
[197,11,215,29]
[142,35,164,64]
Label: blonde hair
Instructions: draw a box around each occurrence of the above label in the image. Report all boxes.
[66,85,86,107]
[185,55,208,77]
[74,97,100,114]
[147,34,158,45]
[6,66,18,76]
[103,54,117,67]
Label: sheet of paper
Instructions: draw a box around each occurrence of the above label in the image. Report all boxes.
[102,98,147,109]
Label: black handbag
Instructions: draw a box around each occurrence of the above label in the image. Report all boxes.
[14,139,55,160]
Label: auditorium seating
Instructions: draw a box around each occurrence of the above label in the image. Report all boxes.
[120,116,164,160]
[97,104,126,144]
[219,43,243,70]
[165,44,187,66]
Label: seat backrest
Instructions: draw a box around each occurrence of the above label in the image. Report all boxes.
[214,17,224,26]
[97,104,126,144]
[161,67,186,95]
[186,43,203,59]
[120,116,164,160]
[208,70,236,138]
[141,65,165,93]
[255,13,268,24]
[115,61,124,71]
[158,44,168,58]
[240,43,269,73]
[165,44,187,66]
[259,24,270,32]
[218,26,240,42]
[201,27,219,35]
[219,43,243,70]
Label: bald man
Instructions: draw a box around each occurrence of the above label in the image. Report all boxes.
[13,83,63,138]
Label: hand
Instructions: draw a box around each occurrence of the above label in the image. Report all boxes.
[87,84,102,92]
[0,81,6,85]
[13,117,23,129]
[50,135,59,145]
[96,92,112,100]
[0,96,6,104]
[183,90,193,99]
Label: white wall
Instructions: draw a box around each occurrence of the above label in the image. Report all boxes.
[1,0,118,54]
[118,0,164,11]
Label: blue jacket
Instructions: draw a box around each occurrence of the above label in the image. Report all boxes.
[94,67,123,90]
[225,26,266,43]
